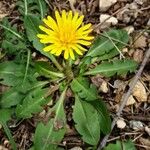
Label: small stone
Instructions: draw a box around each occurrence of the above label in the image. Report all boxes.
[131,80,147,102]
[130,120,144,130]
[134,35,147,48]
[100,81,109,93]
[133,49,144,63]
[117,118,126,129]
[145,126,150,136]
[99,0,117,12]
[134,0,144,5]
[70,147,83,150]
[126,95,136,106]
[122,48,128,53]
[124,26,134,34]
[100,14,118,29]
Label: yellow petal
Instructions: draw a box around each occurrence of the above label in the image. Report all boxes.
[77,23,92,32]
[55,11,62,27]
[76,40,91,46]
[45,16,58,31]
[68,11,72,20]
[51,48,58,54]
[77,36,94,40]
[40,38,57,44]
[55,48,63,56]
[76,44,87,51]
[77,29,92,36]
[62,10,67,21]
[75,15,84,30]
[64,49,69,59]
[43,44,56,52]
[71,45,83,55]
[37,34,49,39]
[69,48,75,60]
[39,26,56,35]
[72,12,79,23]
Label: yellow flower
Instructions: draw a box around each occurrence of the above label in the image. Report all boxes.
[37,10,94,60]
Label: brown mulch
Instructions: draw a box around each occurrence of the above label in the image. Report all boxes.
[0,0,150,150]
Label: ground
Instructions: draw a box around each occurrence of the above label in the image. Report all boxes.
[0,0,150,150]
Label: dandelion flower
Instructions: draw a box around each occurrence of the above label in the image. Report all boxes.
[37,10,94,60]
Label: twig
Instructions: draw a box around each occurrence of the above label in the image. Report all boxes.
[97,47,150,150]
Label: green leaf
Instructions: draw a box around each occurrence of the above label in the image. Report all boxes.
[0,109,11,123]
[35,61,64,78]
[34,88,67,150]
[0,61,24,86]
[104,140,136,150]
[0,109,17,150]
[0,88,24,108]
[0,18,26,56]
[24,14,54,59]
[90,100,111,134]
[16,0,48,19]
[73,95,100,145]
[71,77,98,101]
[85,59,138,77]
[86,29,129,58]
[16,87,50,119]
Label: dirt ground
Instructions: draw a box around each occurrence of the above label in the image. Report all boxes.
[0,0,150,150]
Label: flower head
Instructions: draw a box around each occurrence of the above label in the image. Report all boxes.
[37,10,94,60]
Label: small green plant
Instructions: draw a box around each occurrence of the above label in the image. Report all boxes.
[0,0,138,150]
[104,140,136,150]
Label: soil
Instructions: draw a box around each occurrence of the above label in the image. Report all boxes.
[0,0,150,150]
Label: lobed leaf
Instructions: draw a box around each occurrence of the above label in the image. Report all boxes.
[0,18,26,56]
[34,88,67,150]
[71,77,98,101]
[16,87,50,119]
[16,0,48,19]
[35,61,64,78]
[90,100,111,134]
[86,29,129,58]
[24,14,56,61]
[85,59,138,77]
[73,95,100,145]
[104,140,136,150]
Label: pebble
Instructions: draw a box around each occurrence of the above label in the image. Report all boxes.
[117,118,126,129]
[100,14,118,29]
[99,0,117,12]
[124,26,134,34]
[129,120,144,130]
[70,147,83,150]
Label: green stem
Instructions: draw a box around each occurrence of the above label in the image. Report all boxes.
[2,122,17,150]
[65,60,74,82]
[49,54,63,72]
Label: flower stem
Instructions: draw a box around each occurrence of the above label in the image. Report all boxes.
[49,54,63,72]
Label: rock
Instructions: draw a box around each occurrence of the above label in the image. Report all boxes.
[100,81,109,93]
[100,14,118,29]
[126,95,136,106]
[139,137,150,148]
[116,3,139,23]
[124,26,134,34]
[134,35,147,48]
[145,126,150,136]
[134,0,144,5]
[99,0,117,12]
[129,120,144,130]
[70,147,83,150]
[117,118,126,129]
[131,80,147,102]
[133,49,144,63]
